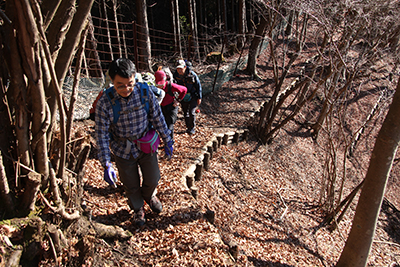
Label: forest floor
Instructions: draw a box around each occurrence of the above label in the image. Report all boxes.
[31,47,400,266]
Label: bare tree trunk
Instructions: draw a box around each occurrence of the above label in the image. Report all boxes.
[20,171,41,213]
[102,0,114,61]
[4,2,31,174]
[112,0,123,58]
[188,0,199,62]
[217,0,221,30]
[46,0,75,59]
[246,15,269,78]
[54,0,94,86]
[40,0,62,30]
[15,0,49,184]
[136,0,151,71]
[42,1,75,148]
[0,151,15,214]
[86,17,104,78]
[231,0,235,33]
[121,23,128,58]
[336,76,400,267]
[171,0,181,56]
[237,0,246,50]
[257,14,308,142]
[66,25,88,142]
[221,0,227,35]
[191,0,200,61]
[0,42,16,183]
[311,66,341,137]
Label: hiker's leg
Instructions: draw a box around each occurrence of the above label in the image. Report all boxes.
[170,106,178,136]
[187,98,198,131]
[114,154,143,211]
[181,101,190,129]
[162,104,178,139]
[161,104,173,129]
[138,152,161,203]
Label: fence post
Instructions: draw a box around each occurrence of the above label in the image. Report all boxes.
[132,21,139,68]
[212,37,225,93]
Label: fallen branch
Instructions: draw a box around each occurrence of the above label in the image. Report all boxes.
[91,221,133,240]
[278,188,288,221]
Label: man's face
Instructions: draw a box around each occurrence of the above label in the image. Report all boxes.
[177,66,186,76]
[112,74,135,97]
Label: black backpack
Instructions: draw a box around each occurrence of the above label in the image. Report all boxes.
[166,81,179,100]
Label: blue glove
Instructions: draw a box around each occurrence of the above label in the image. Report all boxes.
[164,140,174,160]
[104,162,117,188]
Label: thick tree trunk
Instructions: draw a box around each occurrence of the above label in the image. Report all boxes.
[40,0,62,30]
[20,171,42,213]
[46,0,75,59]
[0,51,15,183]
[54,0,94,86]
[246,16,268,78]
[4,13,31,174]
[336,77,400,266]
[15,0,49,183]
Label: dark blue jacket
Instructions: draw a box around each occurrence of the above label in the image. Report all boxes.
[173,68,202,100]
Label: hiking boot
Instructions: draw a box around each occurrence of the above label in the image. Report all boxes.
[188,128,195,135]
[135,206,146,227]
[148,196,163,214]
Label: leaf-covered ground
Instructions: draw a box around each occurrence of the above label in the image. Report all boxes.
[33,49,400,266]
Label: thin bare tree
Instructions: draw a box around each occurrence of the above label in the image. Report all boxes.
[136,0,152,71]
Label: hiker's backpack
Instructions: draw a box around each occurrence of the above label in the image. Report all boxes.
[165,81,179,100]
[162,67,175,84]
[105,82,151,125]
[141,72,156,86]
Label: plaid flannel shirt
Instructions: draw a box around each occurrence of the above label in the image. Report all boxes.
[95,83,172,167]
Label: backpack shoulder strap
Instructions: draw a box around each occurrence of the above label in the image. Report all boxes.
[104,87,121,124]
[167,81,173,97]
[138,82,150,114]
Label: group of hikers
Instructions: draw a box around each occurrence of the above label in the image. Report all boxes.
[92,58,202,226]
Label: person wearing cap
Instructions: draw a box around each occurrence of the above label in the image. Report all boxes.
[173,60,202,135]
[95,58,174,227]
[155,70,187,141]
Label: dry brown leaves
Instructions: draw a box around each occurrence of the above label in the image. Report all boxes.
[40,49,400,266]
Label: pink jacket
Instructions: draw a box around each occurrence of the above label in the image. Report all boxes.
[161,82,187,106]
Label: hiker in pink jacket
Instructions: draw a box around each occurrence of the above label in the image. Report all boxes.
[154,70,187,141]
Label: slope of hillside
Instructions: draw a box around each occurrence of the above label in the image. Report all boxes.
[35,49,400,266]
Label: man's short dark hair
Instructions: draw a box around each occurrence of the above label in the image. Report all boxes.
[108,58,136,80]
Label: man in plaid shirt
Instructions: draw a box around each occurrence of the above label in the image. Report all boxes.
[95,58,174,227]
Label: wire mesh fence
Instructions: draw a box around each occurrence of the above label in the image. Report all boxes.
[65,12,272,120]
[63,37,270,121]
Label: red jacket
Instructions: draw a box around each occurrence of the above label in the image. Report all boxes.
[161,82,187,106]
